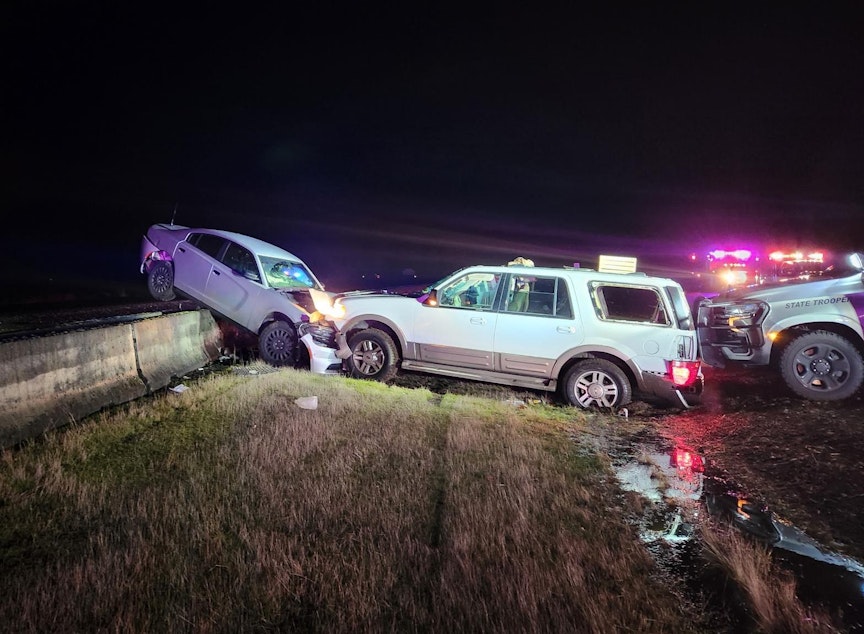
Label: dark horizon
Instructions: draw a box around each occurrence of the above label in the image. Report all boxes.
[3,5,863,300]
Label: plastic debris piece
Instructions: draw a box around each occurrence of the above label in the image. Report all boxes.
[295,396,318,410]
[169,384,188,394]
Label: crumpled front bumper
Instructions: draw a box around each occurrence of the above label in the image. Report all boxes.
[697,323,768,367]
[298,323,344,375]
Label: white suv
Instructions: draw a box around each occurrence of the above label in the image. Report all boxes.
[308,262,703,409]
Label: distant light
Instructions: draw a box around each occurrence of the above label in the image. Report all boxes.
[709,249,751,261]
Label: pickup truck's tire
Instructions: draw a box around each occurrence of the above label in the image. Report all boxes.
[259,321,298,366]
[779,330,864,401]
[147,261,176,301]
[562,359,632,409]
[347,328,399,382]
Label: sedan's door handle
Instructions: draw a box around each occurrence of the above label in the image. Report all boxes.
[557,326,576,334]
[470,317,486,325]
[213,269,221,276]
[178,247,186,253]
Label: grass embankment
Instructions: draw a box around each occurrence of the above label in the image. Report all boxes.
[0,368,813,632]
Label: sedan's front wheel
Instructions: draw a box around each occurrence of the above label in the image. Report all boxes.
[347,328,399,382]
[259,321,298,366]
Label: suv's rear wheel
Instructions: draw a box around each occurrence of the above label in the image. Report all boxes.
[779,330,864,401]
[259,321,298,366]
[147,261,176,301]
[563,359,632,409]
[347,328,399,382]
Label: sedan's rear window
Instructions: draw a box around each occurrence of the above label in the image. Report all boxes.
[188,233,225,259]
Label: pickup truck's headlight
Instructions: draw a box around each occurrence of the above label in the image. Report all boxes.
[713,301,768,328]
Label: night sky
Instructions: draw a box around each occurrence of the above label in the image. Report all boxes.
[3,4,863,298]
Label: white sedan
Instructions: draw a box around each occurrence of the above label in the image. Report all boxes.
[140,223,341,371]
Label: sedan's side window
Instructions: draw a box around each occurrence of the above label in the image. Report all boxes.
[188,233,225,259]
[222,242,261,282]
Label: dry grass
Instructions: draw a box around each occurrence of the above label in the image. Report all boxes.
[0,369,716,631]
[699,520,842,633]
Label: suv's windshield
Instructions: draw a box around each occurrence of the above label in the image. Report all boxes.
[261,256,319,290]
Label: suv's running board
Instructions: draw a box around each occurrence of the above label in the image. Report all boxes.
[400,360,555,391]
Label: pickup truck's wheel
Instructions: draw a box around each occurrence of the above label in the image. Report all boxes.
[562,359,632,409]
[147,260,176,301]
[779,330,864,401]
[259,321,298,366]
[347,328,399,382]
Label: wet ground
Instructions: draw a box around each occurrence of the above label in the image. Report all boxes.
[394,365,864,630]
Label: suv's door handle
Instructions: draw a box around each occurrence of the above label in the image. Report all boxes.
[213,269,221,276]
[470,317,486,325]
[557,326,576,334]
[178,247,186,253]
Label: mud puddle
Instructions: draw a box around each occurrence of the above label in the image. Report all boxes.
[606,431,864,631]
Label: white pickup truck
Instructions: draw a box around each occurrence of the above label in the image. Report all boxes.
[697,253,864,401]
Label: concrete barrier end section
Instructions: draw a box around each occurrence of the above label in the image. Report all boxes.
[0,309,223,449]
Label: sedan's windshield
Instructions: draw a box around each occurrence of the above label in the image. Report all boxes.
[261,256,319,290]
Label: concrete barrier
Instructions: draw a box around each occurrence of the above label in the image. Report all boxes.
[0,310,222,448]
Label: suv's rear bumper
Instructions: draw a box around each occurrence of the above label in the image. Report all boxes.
[640,370,704,408]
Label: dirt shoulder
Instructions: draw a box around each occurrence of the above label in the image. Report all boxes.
[650,365,864,563]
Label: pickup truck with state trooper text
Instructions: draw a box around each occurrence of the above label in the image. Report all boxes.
[697,252,864,401]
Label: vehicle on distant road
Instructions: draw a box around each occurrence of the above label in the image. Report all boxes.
[139,223,339,370]
[309,259,703,409]
[698,252,864,401]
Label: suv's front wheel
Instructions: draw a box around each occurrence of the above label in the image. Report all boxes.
[347,328,399,382]
[779,330,864,401]
[562,359,632,409]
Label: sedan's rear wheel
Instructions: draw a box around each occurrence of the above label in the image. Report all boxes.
[147,260,176,301]
[259,321,298,366]
[562,359,631,409]
[779,330,864,401]
[347,328,399,382]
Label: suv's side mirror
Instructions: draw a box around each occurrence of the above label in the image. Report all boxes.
[420,289,439,306]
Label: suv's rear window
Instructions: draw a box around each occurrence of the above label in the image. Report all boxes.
[591,283,669,325]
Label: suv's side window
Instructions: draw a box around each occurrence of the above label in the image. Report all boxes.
[504,275,572,318]
[222,242,261,283]
[591,283,669,325]
[188,233,225,259]
[438,272,500,309]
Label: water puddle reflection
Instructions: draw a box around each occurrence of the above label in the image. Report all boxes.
[610,437,864,630]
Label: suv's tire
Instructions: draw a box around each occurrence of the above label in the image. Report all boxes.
[259,321,298,366]
[147,261,176,301]
[347,328,399,382]
[562,359,632,409]
[779,330,864,401]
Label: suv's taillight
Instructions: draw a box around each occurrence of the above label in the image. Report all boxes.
[669,360,701,387]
